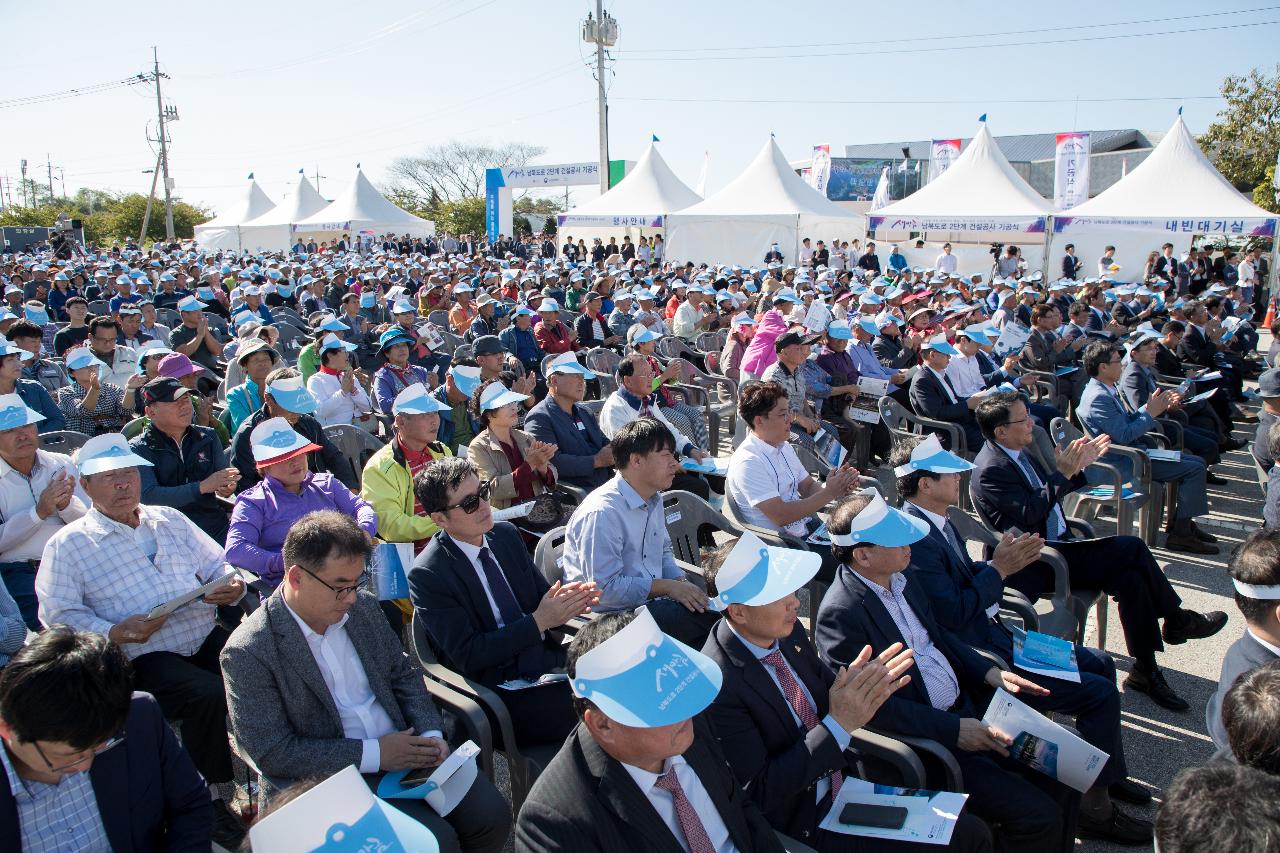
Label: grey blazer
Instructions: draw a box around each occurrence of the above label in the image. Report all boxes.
[220,591,442,798]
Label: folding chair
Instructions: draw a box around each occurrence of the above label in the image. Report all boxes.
[321,424,386,487]
[1061,417,1168,545]
[583,347,619,396]
[38,430,92,453]
[533,525,569,584]
[660,490,741,566]
[720,496,827,627]
[409,612,555,815]
[670,357,738,456]
[693,331,721,354]
[427,309,450,329]
[878,397,972,507]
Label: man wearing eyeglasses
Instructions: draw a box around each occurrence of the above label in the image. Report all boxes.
[221,510,512,853]
[0,627,213,852]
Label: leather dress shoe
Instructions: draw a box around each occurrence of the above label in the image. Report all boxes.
[1163,609,1228,645]
[1124,666,1190,712]
[1110,778,1154,805]
[1077,805,1154,846]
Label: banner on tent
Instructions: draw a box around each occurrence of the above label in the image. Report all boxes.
[869,215,1048,233]
[1053,133,1091,210]
[929,139,962,183]
[501,163,600,188]
[808,145,832,196]
[292,222,351,233]
[1054,216,1277,237]
[555,214,664,228]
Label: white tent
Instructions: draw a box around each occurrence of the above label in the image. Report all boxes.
[867,122,1053,234]
[237,173,330,252]
[193,178,277,252]
[293,168,434,243]
[1057,115,1278,236]
[556,142,701,242]
[664,138,860,265]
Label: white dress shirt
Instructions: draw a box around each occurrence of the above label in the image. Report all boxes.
[927,366,959,403]
[995,443,1069,540]
[726,432,811,538]
[725,622,850,805]
[621,754,738,853]
[935,253,958,274]
[447,534,516,627]
[0,449,88,562]
[907,502,999,619]
[945,354,986,398]
[307,370,373,427]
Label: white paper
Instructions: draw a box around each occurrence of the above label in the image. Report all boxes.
[807,522,831,546]
[845,402,882,424]
[983,688,1109,793]
[491,501,534,522]
[147,572,238,619]
[991,324,1031,358]
[1187,388,1217,404]
[858,376,890,396]
[1190,371,1222,382]
[1147,448,1182,462]
[803,301,831,333]
[819,778,968,846]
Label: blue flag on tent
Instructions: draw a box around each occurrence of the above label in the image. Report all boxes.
[652,134,659,142]
[978,113,987,122]
[356,162,361,169]
[247,172,254,179]
[1178,105,1184,115]
[298,167,305,174]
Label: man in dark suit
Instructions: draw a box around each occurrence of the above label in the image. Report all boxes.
[698,534,993,852]
[1177,300,1256,390]
[1061,245,1082,280]
[1208,530,1280,753]
[0,627,215,851]
[909,335,985,452]
[1157,321,1247,426]
[524,353,614,491]
[887,435,1153,844]
[1020,303,1087,403]
[1121,333,1237,463]
[971,390,1226,711]
[815,492,1075,853]
[221,511,511,853]
[515,611,786,853]
[410,457,598,747]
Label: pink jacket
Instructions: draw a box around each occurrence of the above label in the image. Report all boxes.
[740,309,788,376]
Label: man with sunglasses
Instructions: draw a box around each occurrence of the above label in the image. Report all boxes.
[221,510,511,853]
[0,627,213,852]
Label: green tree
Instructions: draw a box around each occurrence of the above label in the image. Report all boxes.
[432,197,486,237]
[1202,64,1280,214]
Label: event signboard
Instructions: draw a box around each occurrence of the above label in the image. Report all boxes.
[1053,132,1091,210]
[1054,216,1277,237]
[929,139,962,183]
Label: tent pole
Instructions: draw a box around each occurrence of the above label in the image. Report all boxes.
[1040,216,1056,281]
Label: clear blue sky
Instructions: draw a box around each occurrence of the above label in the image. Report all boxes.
[2,0,1276,216]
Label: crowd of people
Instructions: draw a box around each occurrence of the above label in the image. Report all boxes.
[0,228,1274,852]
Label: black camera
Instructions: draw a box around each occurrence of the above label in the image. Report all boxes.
[989,242,1004,258]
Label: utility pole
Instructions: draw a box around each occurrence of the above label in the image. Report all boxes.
[314,165,325,194]
[149,47,178,241]
[56,167,66,200]
[583,4,618,194]
[140,156,162,245]
[46,155,54,201]
[19,160,28,207]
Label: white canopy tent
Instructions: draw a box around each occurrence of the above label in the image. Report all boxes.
[237,173,330,252]
[555,142,701,243]
[1057,115,1278,236]
[193,179,277,252]
[293,169,434,244]
[867,122,1053,235]
[664,138,860,266]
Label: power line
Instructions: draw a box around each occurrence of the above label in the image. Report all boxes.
[615,94,1224,106]
[0,75,148,109]
[617,18,1280,62]
[621,5,1280,54]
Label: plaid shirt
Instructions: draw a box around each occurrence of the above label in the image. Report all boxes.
[36,505,232,659]
[0,745,110,853]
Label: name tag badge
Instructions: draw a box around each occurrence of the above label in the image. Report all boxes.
[576,421,586,430]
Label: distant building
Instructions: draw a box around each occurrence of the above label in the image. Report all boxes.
[826,129,1161,202]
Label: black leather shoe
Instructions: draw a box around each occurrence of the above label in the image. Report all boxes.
[1110,778,1154,805]
[1221,437,1248,452]
[1125,666,1190,712]
[1165,530,1218,555]
[1190,521,1219,542]
[1239,412,1261,424]
[1163,609,1228,645]
[1205,471,1229,485]
[1077,805,1154,846]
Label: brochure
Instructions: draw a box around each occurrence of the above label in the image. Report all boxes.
[1187,388,1218,404]
[1147,448,1182,462]
[807,522,831,546]
[1190,371,1222,382]
[147,572,239,619]
[857,377,890,397]
[991,324,1031,358]
[377,741,481,817]
[983,688,1109,793]
[1011,626,1080,683]
[491,501,534,522]
[819,778,968,845]
[371,542,413,601]
[681,456,729,476]
[1082,485,1141,500]
[497,672,570,691]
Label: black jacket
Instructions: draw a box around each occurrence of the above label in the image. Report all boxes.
[229,407,357,492]
[131,424,230,543]
[409,522,564,687]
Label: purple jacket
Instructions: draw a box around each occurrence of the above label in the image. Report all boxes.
[225,472,378,586]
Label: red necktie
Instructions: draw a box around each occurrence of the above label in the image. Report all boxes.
[654,766,716,853]
[762,649,843,796]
